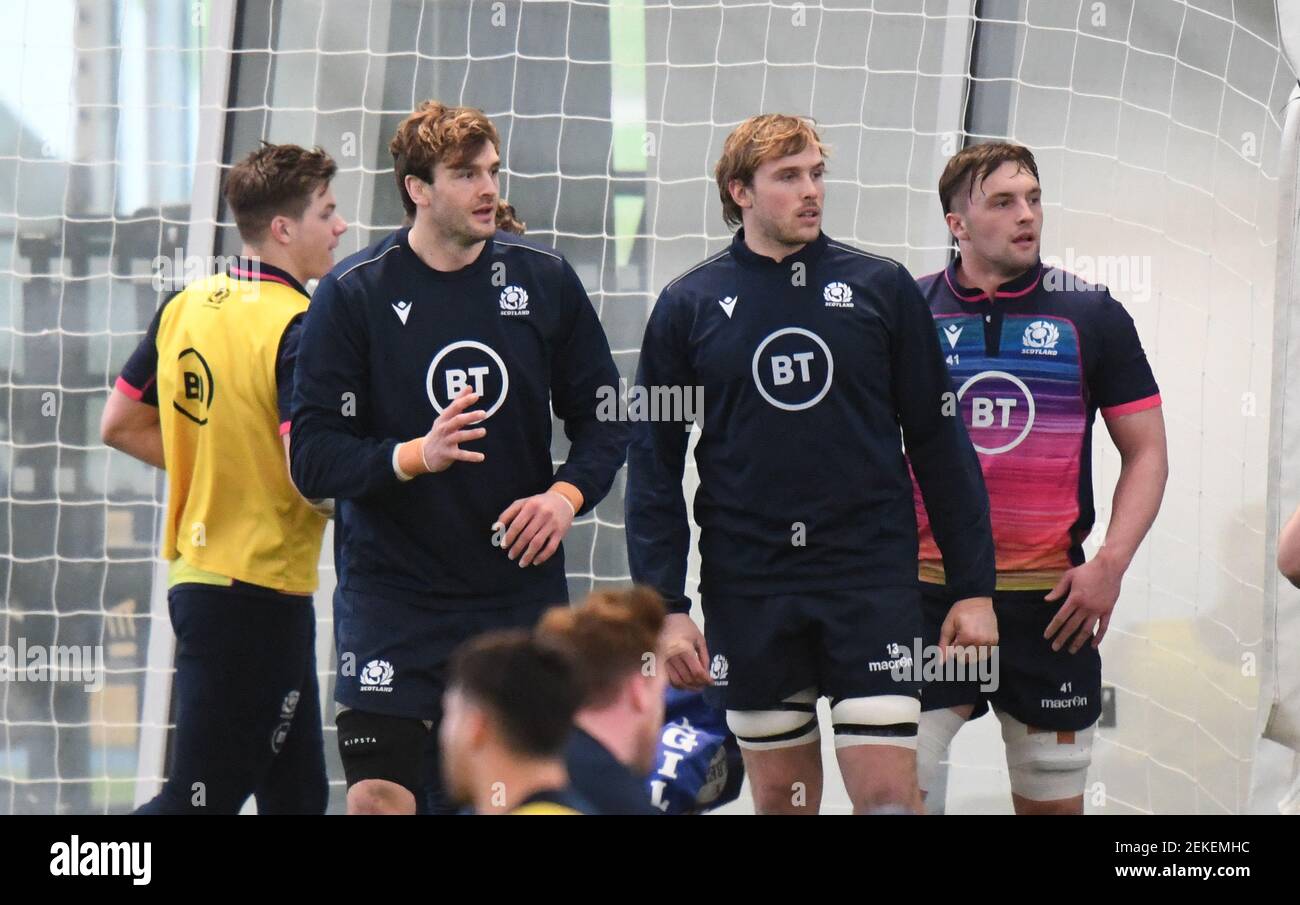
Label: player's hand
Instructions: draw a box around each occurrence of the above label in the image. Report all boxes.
[495,491,575,568]
[661,613,711,690]
[419,386,488,473]
[1044,553,1123,653]
[938,596,998,664]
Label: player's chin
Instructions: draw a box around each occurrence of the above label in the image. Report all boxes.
[302,257,331,283]
[785,219,821,243]
[1008,239,1039,264]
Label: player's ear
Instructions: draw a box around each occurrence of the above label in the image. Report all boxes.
[945,211,967,243]
[728,177,752,212]
[404,174,431,208]
[627,672,650,711]
[467,706,491,749]
[267,214,294,247]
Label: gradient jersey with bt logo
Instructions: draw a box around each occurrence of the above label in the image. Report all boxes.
[912,258,1161,592]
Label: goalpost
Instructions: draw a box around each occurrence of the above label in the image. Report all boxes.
[1,0,1293,814]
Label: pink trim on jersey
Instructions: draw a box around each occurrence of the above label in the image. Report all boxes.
[1101,393,1162,419]
[279,420,292,436]
[995,269,1042,298]
[115,374,152,401]
[942,263,1043,302]
[944,266,988,301]
[231,266,293,288]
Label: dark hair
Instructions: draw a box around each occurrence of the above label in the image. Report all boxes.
[536,586,666,709]
[938,141,1040,215]
[388,100,501,218]
[224,142,336,243]
[447,629,581,758]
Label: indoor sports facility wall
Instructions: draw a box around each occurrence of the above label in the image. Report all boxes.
[1,0,1296,814]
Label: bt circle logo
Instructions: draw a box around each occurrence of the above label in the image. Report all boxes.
[751,327,834,411]
[426,340,509,419]
[954,370,1036,455]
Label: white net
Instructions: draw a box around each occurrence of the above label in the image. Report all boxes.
[0,0,204,813]
[943,0,1291,816]
[0,0,1292,814]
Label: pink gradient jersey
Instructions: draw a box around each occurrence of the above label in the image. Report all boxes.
[911,258,1161,592]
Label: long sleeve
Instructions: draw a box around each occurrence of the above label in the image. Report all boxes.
[549,261,630,514]
[625,290,695,614]
[289,272,403,500]
[891,265,995,600]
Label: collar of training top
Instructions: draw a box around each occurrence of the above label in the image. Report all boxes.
[397,225,496,281]
[729,226,829,270]
[943,254,1044,303]
[227,260,310,298]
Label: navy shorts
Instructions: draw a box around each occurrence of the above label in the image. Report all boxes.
[699,587,923,711]
[919,584,1102,731]
[333,587,557,813]
[332,586,553,720]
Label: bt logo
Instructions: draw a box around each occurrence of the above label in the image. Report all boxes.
[425,340,509,418]
[953,370,1036,454]
[751,327,834,411]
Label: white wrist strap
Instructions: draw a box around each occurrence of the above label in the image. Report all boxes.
[393,444,415,482]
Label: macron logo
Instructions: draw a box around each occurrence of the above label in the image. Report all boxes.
[50,836,151,886]
[392,299,411,325]
[943,324,963,349]
[719,296,738,318]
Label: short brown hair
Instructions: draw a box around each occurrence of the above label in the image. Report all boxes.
[535,587,666,710]
[938,141,1039,215]
[714,114,830,228]
[447,629,582,759]
[224,143,336,243]
[388,101,501,218]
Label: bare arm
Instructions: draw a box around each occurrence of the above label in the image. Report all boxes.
[1095,405,1169,570]
[100,388,164,469]
[1045,405,1168,652]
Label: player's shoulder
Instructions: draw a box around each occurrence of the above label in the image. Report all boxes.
[658,244,733,305]
[913,267,946,296]
[509,786,596,815]
[489,231,579,295]
[329,230,405,288]
[822,236,907,283]
[490,229,567,266]
[161,272,229,322]
[1037,264,1125,319]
